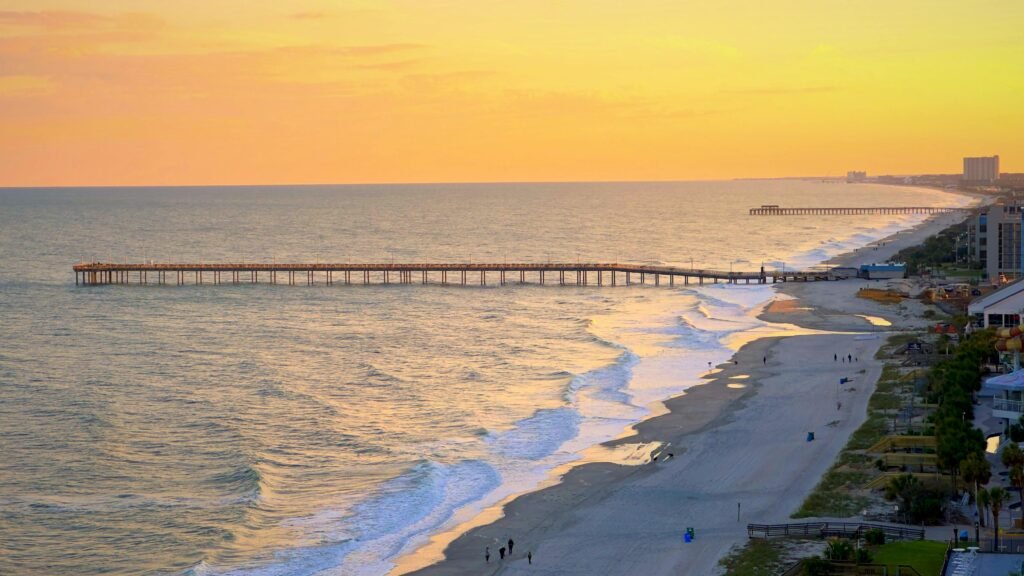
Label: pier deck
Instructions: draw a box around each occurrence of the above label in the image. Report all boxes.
[73,262,837,287]
[749,205,969,216]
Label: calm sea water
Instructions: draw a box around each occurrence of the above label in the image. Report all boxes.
[0,181,966,575]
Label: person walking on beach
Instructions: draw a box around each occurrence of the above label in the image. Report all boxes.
[848,354,852,363]
[763,356,766,365]
[508,538,514,555]
[834,353,837,361]
[485,547,490,563]
[499,546,505,560]
[528,551,533,564]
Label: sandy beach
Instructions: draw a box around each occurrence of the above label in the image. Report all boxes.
[401,204,975,576]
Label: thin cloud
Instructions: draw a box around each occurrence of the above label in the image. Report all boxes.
[273,43,426,59]
[289,11,328,20]
[0,10,162,31]
[352,58,425,71]
[720,86,838,95]
[401,70,492,90]
[0,74,54,96]
[0,39,430,99]
[0,10,108,28]
[337,43,425,57]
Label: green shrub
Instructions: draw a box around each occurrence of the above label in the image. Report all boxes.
[856,548,873,563]
[911,494,945,524]
[802,557,831,576]
[864,528,885,545]
[1011,416,1024,442]
[826,539,855,561]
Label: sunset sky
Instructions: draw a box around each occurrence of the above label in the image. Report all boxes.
[2,1,1022,186]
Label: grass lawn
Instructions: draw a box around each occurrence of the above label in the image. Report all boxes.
[871,540,947,574]
[934,265,983,279]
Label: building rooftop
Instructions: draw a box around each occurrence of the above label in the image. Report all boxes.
[968,278,1024,314]
[943,549,1024,576]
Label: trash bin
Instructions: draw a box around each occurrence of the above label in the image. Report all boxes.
[806,432,815,442]
[684,533,692,543]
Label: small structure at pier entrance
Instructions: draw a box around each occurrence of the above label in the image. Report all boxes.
[72,261,840,287]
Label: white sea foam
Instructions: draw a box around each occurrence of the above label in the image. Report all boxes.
[298,200,959,576]
[211,460,502,576]
[181,184,976,576]
[487,408,581,461]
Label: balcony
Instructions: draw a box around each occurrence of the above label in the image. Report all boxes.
[993,396,1024,418]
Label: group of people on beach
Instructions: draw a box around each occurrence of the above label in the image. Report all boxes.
[834,353,857,363]
[486,538,531,565]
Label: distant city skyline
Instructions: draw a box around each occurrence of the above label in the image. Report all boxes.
[1,1,1021,187]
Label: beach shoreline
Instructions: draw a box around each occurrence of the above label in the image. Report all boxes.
[396,190,979,576]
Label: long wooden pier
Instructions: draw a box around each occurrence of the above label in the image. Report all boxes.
[749,205,969,216]
[72,262,839,287]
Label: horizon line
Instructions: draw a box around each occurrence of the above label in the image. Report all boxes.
[0,175,953,190]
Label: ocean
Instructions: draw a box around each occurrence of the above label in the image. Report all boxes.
[0,181,967,575]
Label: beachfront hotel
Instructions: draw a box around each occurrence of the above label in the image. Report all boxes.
[963,155,1000,184]
[967,200,1024,285]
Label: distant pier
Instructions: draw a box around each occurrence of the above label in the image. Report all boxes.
[749,205,969,216]
[72,262,838,287]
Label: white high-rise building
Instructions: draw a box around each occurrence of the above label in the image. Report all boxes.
[963,155,1000,183]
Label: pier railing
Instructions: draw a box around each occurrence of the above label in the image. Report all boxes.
[749,205,970,216]
[72,262,839,286]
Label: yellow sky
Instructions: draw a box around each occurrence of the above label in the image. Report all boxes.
[1,0,1022,186]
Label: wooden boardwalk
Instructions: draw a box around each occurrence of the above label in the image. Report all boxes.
[749,205,969,216]
[747,521,925,542]
[72,262,839,287]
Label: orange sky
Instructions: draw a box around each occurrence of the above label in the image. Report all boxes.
[1,1,1022,186]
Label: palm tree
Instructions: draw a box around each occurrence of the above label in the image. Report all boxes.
[1012,465,1024,508]
[978,487,990,528]
[1002,442,1024,470]
[961,452,992,519]
[989,486,1010,552]
[885,474,921,523]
